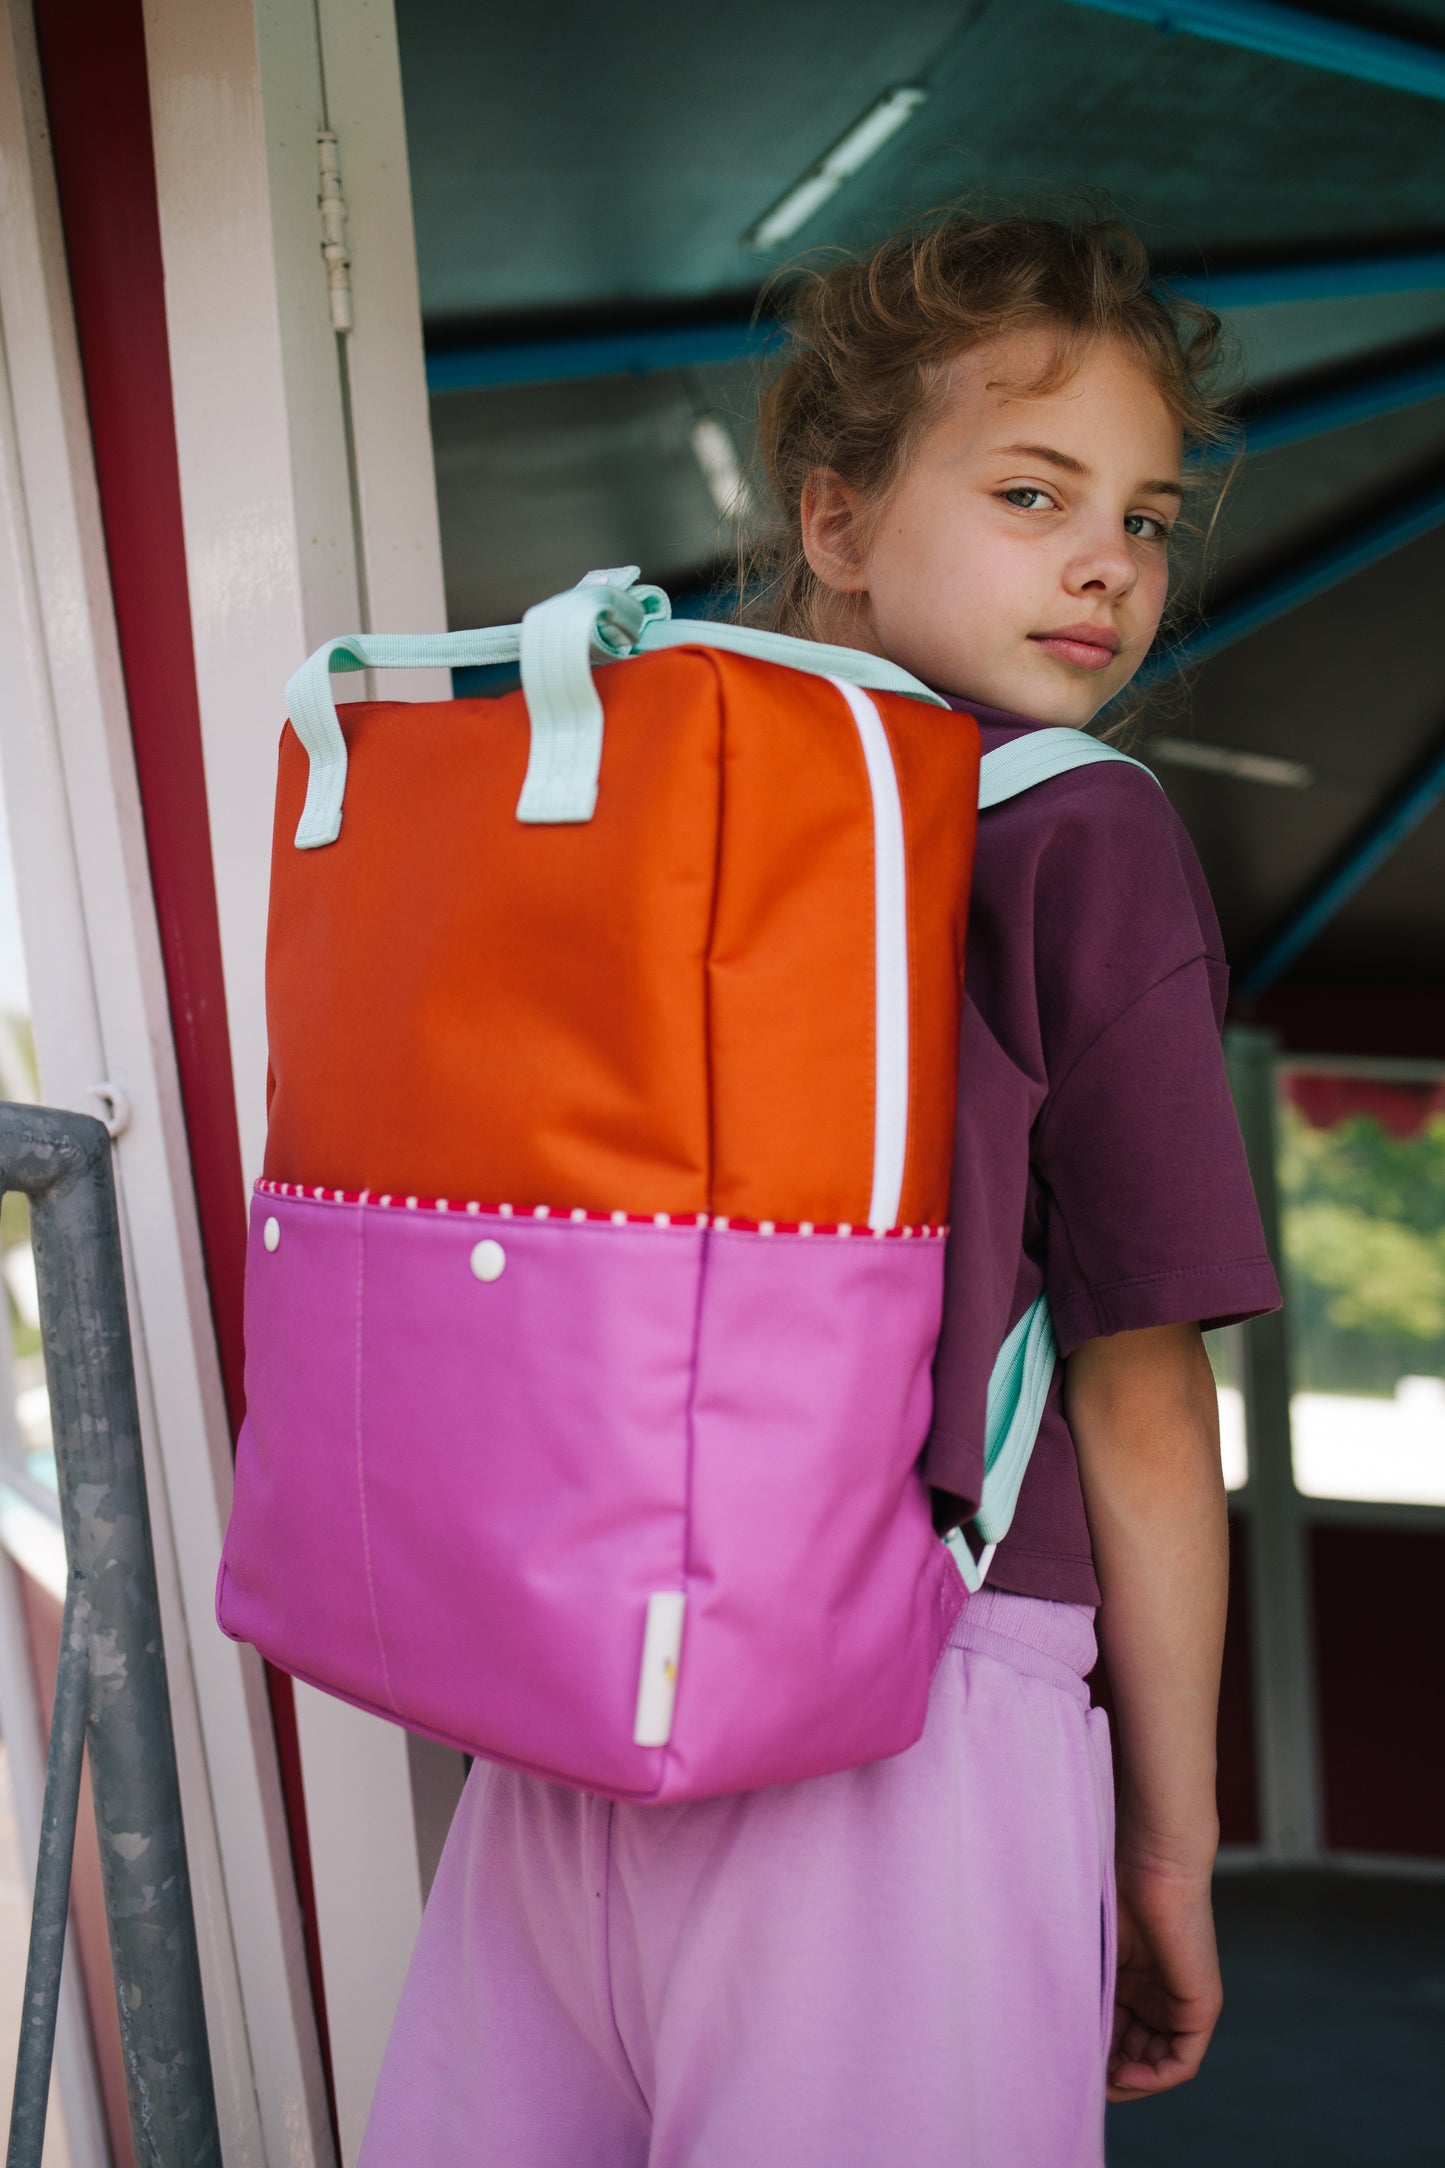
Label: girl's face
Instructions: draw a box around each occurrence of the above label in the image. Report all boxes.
[801,330,1184,725]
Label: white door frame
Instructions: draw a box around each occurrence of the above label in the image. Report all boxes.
[0,0,334,2157]
[141,0,463,2154]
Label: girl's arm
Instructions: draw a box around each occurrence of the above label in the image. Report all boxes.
[1065,1318,1228,2103]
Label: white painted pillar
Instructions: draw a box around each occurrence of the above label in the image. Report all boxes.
[142,1,463,2153]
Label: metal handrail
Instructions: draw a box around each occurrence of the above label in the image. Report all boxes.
[0,1102,220,2166]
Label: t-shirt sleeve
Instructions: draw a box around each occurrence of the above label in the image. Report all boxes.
[1034,951,1281,1355]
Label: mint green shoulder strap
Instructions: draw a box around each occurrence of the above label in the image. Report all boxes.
[947,737,1160,1590]
[636,615,948,708]
[978,726,1159,808]
[946,1295,1059,1592]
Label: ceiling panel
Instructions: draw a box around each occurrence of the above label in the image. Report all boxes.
[396,0,1445,328]
[397,0,964,327]
[1221,294,1445,392]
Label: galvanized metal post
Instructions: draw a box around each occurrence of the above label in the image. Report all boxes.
[1223,1028,1322,1859]
[6,1579,88,2163]
[0,1102,220,2166]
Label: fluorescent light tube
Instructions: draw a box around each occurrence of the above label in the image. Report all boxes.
[746,86,928,251]
[1149,736,1314,788]
[689,414,756,524]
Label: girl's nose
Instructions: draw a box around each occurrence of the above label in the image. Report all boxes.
[1063,527,1138,601]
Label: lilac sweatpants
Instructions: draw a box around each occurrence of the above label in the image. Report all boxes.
[360,1587,1115,2166]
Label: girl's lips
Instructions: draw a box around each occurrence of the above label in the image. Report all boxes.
[1029,634,1118,672]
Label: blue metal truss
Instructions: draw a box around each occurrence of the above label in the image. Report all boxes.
[1236,346,1445,458]
[1238,732,1445,993]
[1142,470,1445,685]
[424,258,1445,395]
[1060,0,1445,102]
[1171,251,1445,311]
[1137,468,1445,986]
[426,318,780,395]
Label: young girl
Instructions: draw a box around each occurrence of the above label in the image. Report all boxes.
[361,212,1281,2166]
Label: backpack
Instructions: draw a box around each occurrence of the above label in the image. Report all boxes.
[216,570,1149,1803]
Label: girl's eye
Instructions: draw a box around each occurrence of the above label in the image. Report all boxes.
[1126,511,1171,542]
[1000,486,1055,511]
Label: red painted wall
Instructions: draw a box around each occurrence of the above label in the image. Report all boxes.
[1238,983,1445,1063]
[1312,1525,1445,1857]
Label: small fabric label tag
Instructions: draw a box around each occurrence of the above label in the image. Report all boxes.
[633,1591,686,1747]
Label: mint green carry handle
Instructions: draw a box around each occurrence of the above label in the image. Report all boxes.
[287,625,520,847]
[283,569,949,846]
[284,568,671,846]
[515,574,671,822]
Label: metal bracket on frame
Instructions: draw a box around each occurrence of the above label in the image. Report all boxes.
[318,131,353,334]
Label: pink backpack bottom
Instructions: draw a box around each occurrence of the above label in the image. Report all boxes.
[218,1187,966,1802]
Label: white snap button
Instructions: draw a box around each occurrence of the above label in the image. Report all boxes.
[470,1238,506,1283]
[262,1216,280,1252]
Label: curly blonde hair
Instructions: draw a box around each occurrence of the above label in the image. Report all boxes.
[740,207,1242,719]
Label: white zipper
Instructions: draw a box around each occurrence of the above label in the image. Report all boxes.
[827,677,908,1231]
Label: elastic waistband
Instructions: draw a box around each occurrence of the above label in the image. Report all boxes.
[947,1587,1098,1707]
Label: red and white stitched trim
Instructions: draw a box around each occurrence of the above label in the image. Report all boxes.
[254,1179,948,1240]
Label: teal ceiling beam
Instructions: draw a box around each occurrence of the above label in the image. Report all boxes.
[426,318,776,394]
[425,254,1445,393]
[1228,344,1445,459]
[1139,468,1445,686]
[1172,251,1445,310]
[1060,0,1445,102]
[1237,730,1445,993]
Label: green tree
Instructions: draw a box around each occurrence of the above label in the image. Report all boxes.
[1277,1104,1445,1396]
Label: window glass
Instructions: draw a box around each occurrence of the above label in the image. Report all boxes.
[1278,1066,1445,1506]
[1207,1323,1248,1491]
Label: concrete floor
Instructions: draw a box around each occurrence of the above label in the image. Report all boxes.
[1106,1866,1445,2167]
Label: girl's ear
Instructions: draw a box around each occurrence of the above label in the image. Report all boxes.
[800,468,869,595]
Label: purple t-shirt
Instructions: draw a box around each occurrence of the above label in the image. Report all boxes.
[926,698,1282,1604]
